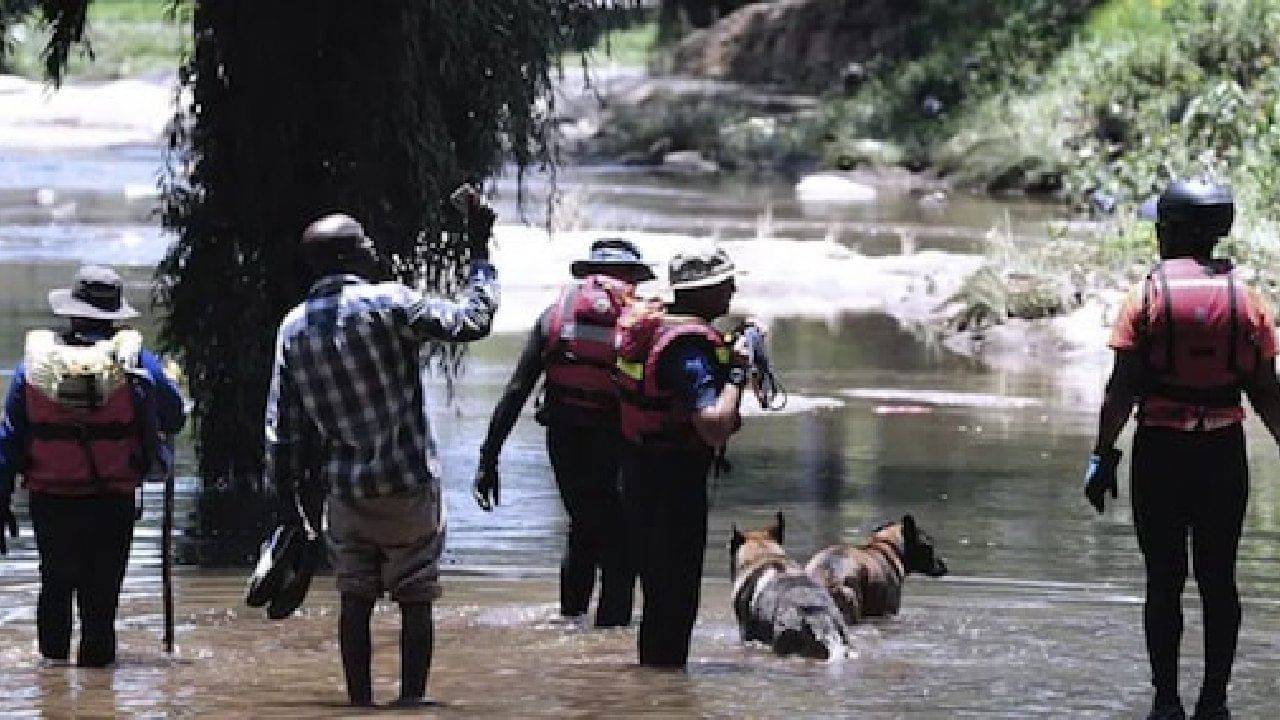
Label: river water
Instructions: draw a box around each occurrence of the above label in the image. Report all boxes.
[2,138,1280,718]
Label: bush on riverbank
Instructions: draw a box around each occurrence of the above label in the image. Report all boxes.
[829,0,1280,223]
[823,0,1280,331]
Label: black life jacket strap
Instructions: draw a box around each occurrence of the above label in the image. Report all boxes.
[28,422,136,441]
[1158,262,1175,374]
[1147,383,1242,408]
[543,383,615,407]
[1227,271,1240,377]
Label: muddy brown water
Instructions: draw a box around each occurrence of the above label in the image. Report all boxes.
[2,146,1280,718]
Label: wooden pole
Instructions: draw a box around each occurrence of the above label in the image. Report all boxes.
[161,436,175,654]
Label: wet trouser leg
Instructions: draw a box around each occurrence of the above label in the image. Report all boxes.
[1132,424,1247,709]
[76,494,135,667]
[30,493,77,662]
[30,493,135,666]
[1189,426,1247,710]
[622,445,711,668]
[547,424,633,626]
[397,601,433,702]
[339,594,375,706]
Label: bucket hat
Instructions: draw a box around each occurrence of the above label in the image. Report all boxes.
[570,238,656,281]
[48,265,139,321]
[668,246,742,291]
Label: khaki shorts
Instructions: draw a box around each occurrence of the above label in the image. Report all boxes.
[325,483,444,603]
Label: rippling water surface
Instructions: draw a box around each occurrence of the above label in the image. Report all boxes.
[2,143,1280,718]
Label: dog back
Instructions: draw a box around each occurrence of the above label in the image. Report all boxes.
[731,518,850,660]
[805,516,947,625]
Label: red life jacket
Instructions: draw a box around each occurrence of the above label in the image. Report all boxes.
[22,329,144,495]
[614,302,729,448]
[1137,258,1260,430]
[540,275,636,420]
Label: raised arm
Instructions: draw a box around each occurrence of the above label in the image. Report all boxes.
[404,261,500,343]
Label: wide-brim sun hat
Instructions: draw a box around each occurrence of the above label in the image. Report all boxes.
[48,265,140,321]
[668,246,744,291]
[570,237,657,281]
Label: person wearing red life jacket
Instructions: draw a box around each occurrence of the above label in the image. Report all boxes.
[1086,180,1280,720]
[0,265,187,667]
[614,246,753,669]
[473,238,655,627]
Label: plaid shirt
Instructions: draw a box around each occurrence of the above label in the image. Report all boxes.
[265,262,498,499]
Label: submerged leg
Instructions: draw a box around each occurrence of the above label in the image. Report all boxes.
[339,594,376,706]
[391,601,434,706]
[30,493,80,662]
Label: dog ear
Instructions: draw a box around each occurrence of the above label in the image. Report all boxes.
[902,514,918,544]
[772,512,785,543]
[730,525,744,553]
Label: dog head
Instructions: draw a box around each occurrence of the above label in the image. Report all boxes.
[729,511,786,581]
[901,514,948,577]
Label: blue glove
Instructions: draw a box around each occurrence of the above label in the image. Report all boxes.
[1084,448,1122,514]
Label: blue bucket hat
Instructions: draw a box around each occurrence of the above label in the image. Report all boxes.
[570,238,656,281]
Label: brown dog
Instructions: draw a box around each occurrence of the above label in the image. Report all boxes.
[730,512,850,660]
[804,514,948,626]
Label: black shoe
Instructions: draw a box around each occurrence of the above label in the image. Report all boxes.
[1148,701,1187,720]
[1190,704,1229,720]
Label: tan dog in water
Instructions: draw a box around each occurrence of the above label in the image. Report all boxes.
[730,513,850,660]
[804,514,948,625]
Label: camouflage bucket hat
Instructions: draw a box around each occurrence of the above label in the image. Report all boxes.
[668,247,742,291]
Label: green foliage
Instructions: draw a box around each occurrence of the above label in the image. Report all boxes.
[0,0,183,80]
[822,0,1099,173]
[575,18,656,67]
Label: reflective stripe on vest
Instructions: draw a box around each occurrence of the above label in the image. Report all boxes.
[22,329,144,495]
[615,311,729,447]
[1138,258,1259,429]
[541,276,634,415]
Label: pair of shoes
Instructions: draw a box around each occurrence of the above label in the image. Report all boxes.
[1190,704,1229,720]
[1147,702,1186,720]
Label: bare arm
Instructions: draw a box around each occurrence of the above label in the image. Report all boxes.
[478,320,546,463]
[1244,357,1280,447]
[405,261,500,343]
[1092,349,1141,453]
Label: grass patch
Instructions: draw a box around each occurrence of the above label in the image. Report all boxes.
[3,0,188,79]
[581,20,657,68]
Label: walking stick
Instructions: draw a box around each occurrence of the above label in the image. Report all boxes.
[160,434,175,653]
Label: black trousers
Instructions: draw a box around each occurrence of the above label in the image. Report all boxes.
[28,492,136,666]
[546,422,634,625]
[1131,423,1248,707]
[620,443,712,668]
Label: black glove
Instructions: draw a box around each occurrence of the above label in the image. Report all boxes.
[473,458,500,512]
[1084,448,1122,514]
[1,499,18,555]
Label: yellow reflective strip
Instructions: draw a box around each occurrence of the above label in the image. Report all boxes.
[715,346,732,364]
[616,359,645,381]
